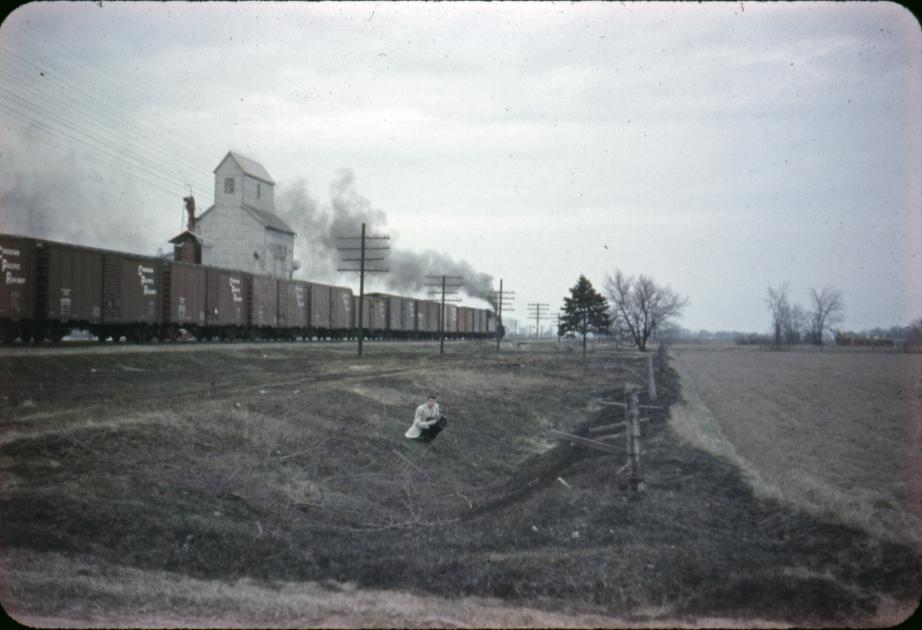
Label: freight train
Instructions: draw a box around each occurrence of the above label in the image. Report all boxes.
[0,233,496,345]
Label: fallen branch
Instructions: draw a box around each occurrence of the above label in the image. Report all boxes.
[392,449,421,471]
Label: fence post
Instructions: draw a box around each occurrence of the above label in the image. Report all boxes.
[657,344,668,382]
[646,353,657,401]
[625,383,645,493]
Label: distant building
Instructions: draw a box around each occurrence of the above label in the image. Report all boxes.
[190,151,297,278]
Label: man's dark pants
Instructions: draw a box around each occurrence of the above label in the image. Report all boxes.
[419,416,448,443]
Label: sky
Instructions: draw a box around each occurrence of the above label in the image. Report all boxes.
[0,1,919,333]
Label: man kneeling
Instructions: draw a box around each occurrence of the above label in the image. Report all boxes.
[405,395,448,443]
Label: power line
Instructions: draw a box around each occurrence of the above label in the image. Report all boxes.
[0,53,214,194]
[0,87,212,196]
[0,103,198,199]
[1,27,220,172]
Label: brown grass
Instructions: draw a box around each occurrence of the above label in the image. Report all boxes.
[1,341,919,627]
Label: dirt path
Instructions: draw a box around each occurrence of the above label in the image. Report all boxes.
[672,345,922,549]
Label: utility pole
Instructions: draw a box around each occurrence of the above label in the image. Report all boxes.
[337,222,389,356]
[526,303,549,340]
[554,311,564,343]
[489,279,515,352]
[425,274,462,355]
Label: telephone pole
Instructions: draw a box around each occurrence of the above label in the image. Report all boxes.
[489,279,515,352]
[526,303,549,340]
[553,312,561,343]
[425,275,462,354]
[337,223,389,356]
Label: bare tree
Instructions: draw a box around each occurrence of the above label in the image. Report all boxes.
[808,287,844,345]
[603,270,688,352]
[766,283,790,347]
[787,303,809,344]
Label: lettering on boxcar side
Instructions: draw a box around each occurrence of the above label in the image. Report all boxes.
[229,277,243,303]
[138,265,157,296]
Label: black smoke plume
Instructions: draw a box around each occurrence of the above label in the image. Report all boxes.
[277,169,495,305]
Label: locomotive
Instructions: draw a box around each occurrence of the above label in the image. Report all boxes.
[0,232,496,344]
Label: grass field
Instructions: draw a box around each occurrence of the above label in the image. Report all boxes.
[1,340,919,627]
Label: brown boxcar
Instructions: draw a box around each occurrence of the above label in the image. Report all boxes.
[444,303,458,334]
[250,275,278,329]
[278,279,308,331]
[401,298,417,334]
[101,252,162,325]
[367,292,404,334]
[330,285,353,332]
[162,261,207,329]
[0,234,34,330]
[206,268,249,327]
[458,307,473,334]
[40,240,104,325]
[309,282,332,331]
[428,301,442,333]
[385,294,402,333]
[486,310,497,334]
[353,295,387,332]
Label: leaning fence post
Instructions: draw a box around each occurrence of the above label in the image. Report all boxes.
[646,353,657,401]
[625,383,645,493]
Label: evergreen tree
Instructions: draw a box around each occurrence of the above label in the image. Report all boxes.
[559,275,611,358]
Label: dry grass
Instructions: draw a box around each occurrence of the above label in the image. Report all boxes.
[2,341,920,627]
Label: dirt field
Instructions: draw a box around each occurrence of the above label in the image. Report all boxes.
[671,345,922,550]
[1,340,919,627]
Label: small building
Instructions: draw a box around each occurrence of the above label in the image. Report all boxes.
[190,152,297,278]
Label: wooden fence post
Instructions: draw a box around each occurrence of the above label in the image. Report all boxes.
[657,344,668,382]
[625,383,644,493]
[646,353,657,401]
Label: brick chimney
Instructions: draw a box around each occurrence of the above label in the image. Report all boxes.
[183,195,196,231]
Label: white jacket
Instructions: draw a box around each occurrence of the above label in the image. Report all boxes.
[405,402,440,438]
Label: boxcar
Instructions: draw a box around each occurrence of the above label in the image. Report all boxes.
[425,300,441,334]
[40,239,104,340]
[99,251,163,341]
[474,309,486,335]
[250,274,279,332]
[278,279,309,337]
[0,234,34,343]
[367,292,405,337]
[329,285,353,336]
[354,295,387,336]
[308,282,332,336]
[401,298,417,337]
[445,303,458,336]
[203,268,249,339]
[457,306,472,335]
[486,310,497,334]
[161,261,207,339]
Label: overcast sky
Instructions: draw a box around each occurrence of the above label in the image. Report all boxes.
[1,1,919,332]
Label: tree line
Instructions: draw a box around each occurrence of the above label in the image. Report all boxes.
[764,283,844,346]
[557,271,687,357]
